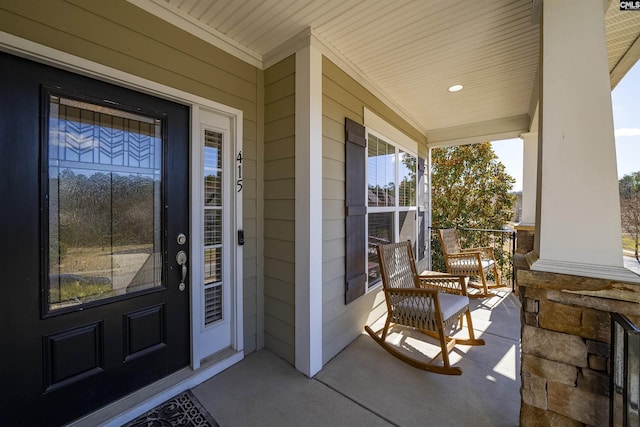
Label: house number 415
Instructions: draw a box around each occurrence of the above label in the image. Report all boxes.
[236,151,243,193]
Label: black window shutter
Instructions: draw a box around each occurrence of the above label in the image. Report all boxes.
[417,157,426,260]
[344,118,367,304]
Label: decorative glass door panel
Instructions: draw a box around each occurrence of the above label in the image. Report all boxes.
[47,95,162,312]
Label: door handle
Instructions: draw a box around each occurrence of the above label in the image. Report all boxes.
[176,250,187,291]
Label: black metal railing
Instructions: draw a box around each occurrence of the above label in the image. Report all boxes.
[610,313,640,427]
[429,226,516,290]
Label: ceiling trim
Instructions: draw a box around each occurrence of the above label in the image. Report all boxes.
[263,27,311,69]
[427,114,530,147]
[126,0,263,68]
[264,27,426,134]
[610,34,640,90]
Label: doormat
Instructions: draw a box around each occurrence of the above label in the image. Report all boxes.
[122,389,219,427]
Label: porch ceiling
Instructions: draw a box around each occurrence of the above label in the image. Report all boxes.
[134,0,640,142]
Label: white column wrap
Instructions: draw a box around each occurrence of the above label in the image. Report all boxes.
[533,0,639,282]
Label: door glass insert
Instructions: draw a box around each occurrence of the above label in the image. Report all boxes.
[47,95,163,312]
[203,129,223,325]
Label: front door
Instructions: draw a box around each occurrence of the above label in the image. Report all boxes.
[0,52,190,426]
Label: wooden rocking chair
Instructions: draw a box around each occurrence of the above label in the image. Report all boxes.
[364,241,484,375]
[438,228,501,298]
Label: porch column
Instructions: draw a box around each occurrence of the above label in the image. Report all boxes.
[515,131,538,261]
[533,0,637,281]
[520,131,537,227]
[294,43,323,377]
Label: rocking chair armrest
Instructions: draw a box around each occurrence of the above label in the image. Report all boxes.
[460,247,495,259]
[384,287,439,299]
[417,275,467,296]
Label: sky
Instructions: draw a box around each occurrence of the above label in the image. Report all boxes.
[491,60,640,192]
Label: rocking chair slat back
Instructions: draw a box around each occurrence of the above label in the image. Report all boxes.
[439,228,461,255]
[437,228,501,297]
[377,241,419,290]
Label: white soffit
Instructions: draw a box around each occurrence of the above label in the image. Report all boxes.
[606,1,640,88]
[128,0,640,140]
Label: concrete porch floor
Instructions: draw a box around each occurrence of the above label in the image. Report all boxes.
[191,289,521,427]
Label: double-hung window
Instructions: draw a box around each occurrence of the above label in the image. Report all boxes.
[366,132,417,287]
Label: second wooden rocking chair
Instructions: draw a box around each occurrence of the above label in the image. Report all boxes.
[364,241,484,375]
[438,228,501,298]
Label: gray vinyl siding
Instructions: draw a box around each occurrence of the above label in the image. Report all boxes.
[0,0,261,354]
[321,57,427,363]
[263,55,296,364]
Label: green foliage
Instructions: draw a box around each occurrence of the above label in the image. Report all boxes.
[49,275,114,304]
[431,143,516,229]
[619,171,640,260]
[430,143,516,276]
[55,169,156,248]
[398,154,416,206]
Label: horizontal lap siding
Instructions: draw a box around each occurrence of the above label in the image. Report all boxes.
[0,0,261,353]
[321,57,427,363]
[263,55,296,364]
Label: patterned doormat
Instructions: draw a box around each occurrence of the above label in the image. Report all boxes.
[122,390,219,427]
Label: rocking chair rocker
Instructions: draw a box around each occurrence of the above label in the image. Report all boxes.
[364,241,484,375]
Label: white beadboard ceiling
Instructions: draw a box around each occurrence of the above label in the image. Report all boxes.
[133,0,640,142]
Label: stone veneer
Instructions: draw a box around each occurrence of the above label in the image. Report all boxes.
[517,265,640,426]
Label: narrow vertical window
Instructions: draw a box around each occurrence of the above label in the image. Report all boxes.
[398,150,417,251]
[203,130,223,325]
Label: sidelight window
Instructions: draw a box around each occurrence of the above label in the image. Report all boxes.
[203,129,224,325]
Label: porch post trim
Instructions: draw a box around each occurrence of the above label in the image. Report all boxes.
[519,131,538,227]
[531,257,640,283]
[295,44,323,377]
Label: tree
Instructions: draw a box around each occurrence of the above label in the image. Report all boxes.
[619,171,640,262]
[430,142,516,276]
[431,142,516,229]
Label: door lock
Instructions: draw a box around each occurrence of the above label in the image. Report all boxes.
[177,233,187,245]
[176,250,187,291]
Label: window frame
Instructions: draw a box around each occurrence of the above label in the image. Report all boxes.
[365,128,419,291]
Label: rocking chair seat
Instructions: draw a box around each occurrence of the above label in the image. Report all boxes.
[392,292,468,329]
[436,293,471,321]
[447,258,495,272]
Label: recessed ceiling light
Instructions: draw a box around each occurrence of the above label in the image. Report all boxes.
[448,84,463,92]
